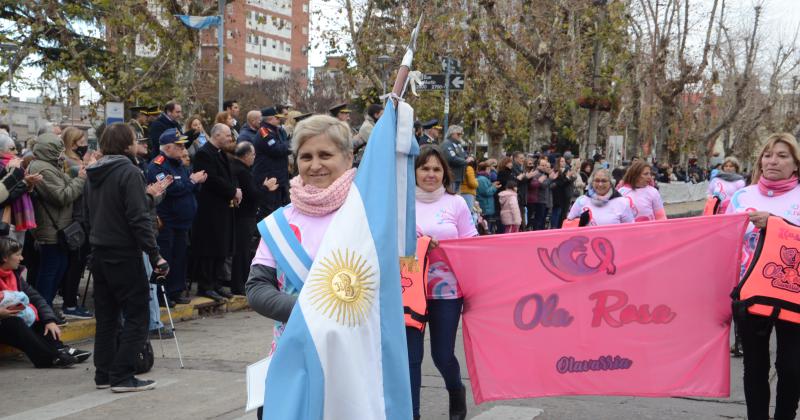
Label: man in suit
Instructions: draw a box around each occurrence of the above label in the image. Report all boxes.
[190,123,241,302]
[147,101,183,159]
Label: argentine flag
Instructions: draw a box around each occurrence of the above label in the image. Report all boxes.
[176,15,222,30]
[262,99,417,419]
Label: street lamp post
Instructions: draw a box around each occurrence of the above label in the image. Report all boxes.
[376,55,392,96]
[0,43,17,99]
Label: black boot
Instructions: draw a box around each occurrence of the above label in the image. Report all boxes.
[448,386,467,420]
[413,416,420,420]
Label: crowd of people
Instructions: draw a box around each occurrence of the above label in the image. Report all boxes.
[1,98,798,420]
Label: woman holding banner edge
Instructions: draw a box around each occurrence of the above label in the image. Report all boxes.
[411,145,478,420]
[726,132,800,420]
[565,168,634,227]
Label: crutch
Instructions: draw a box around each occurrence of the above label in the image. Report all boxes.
[154,275,184,368]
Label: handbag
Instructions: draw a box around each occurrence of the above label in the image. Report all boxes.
[39,200,85,251]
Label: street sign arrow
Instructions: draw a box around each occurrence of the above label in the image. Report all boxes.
[450,75,464,90]
[416,74,465,91]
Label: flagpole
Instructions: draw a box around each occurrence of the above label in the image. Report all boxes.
[389,16,423,103]
[218,0,224,113]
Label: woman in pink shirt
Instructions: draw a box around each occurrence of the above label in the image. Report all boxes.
[244,115,355,419]
[617,161,666,222]
[708,156,746,214]
[566,168,634,226]
[412,145,477,420]
[726,133,800,420]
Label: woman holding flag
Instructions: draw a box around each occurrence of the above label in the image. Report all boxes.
[412,145,477,420]
[245,115,355,418]
[246,115,354,353]
[726,133,800,420]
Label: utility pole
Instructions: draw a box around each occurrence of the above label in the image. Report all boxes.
[444,56,451,136]
[218,0,224,113]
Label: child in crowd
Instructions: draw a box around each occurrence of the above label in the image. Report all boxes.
[498,179,522,233]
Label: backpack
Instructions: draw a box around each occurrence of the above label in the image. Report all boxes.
[133,339,155,374]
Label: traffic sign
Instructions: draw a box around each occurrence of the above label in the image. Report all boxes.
[105,102,124,125]
[416,74,466,91]
[441,57,462,73]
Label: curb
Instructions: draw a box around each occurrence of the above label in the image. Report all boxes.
[1,296,250,357]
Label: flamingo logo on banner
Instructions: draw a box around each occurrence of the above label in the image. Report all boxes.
[434,214,748,404]
[537,236,616,282]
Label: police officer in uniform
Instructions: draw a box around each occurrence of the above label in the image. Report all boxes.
[329,103,358,135]
[253,107,291,219]
[145,128,208,306]
[418,119,441,146]
[129,106,149,140]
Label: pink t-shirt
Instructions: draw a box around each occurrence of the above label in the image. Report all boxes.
[251,205,336,355]
[567,195,635,226]
[416,193,478,299]
[618,185,664,222]
[251,206,336,269]
[708,177,746,201]
[726,184,800,277]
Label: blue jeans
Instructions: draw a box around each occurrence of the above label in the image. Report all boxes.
[406,298,464,417]
[142,253,163,331]
[37,244,68,306]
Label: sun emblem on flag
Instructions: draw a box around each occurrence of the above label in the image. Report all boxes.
[307,249,376,326]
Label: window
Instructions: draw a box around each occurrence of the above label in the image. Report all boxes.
[302,26,308,35]
[272,65,276,71]
[303,4,308,13]
[227,30,233,39]
[262,39,267,46]
[286,45,291,52]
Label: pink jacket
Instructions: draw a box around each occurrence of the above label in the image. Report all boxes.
[498,190,521,226]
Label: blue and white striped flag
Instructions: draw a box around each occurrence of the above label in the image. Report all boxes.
[176,15,221,30]
[262,99,417,419]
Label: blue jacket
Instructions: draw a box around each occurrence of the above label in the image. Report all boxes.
[476,174,497,216]
[238,125,258,144]
[145,153,198,229]
[252,122,291,185]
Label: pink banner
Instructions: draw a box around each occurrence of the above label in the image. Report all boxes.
[435,214,748,404]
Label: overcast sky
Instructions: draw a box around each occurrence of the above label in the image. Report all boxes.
[8,0,800,104]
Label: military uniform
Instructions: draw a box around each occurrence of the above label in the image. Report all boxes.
[417,119,441,146]
[253,107,291,219]
[145,131,197,302]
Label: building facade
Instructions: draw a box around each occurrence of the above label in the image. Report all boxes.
[200,0,310,82]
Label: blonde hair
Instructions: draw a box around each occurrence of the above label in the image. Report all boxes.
[61,126,86,160]
[184,115,205,134]
[291,115,353,157]
[722,156,741,173]
[751,133,800,184]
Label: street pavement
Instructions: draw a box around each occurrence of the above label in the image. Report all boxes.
[0,310,769,419]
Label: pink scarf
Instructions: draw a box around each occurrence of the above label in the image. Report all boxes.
[758,175,799,197]
[289,168,356,216]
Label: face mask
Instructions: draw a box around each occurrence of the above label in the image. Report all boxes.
[76,146,88,158]
[602,162,610,169]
